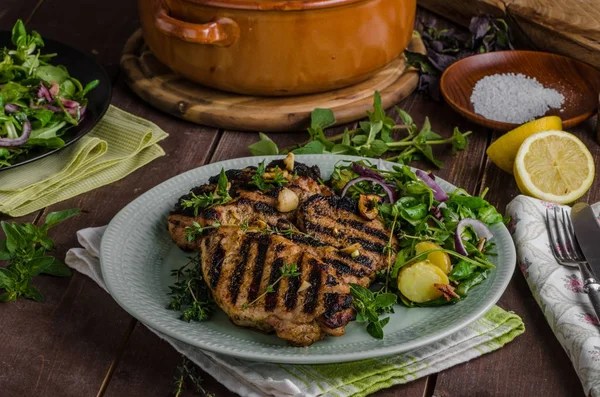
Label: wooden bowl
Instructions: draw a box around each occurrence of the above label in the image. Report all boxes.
[440,51,600,131]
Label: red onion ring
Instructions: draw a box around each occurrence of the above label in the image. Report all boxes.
[415,169,449,202]
[0,119,31,147]
[454,218,493,256]
[341,176,396,203]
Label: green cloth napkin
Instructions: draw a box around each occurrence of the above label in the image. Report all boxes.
[68,224,526,396]
[0,106,168,217]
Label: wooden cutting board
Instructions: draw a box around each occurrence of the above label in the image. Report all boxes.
[418,0,600,69]
[121,30,423,132]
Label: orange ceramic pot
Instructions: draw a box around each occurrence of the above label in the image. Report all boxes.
[139,0,416,96]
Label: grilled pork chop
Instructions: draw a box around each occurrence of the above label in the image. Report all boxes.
[168,161,332,251]
[201,227,355,346]
[168,161,397,346]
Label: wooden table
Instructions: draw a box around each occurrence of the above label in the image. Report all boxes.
[1,2,596,396]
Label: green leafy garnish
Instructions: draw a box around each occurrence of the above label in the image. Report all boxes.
[250,160,289,191]
[166,253,215,322]
[0,209,80,302]
[248,92,471,169]
[0,20,100,168]
[180,168,231,216]
[350,283,397,339]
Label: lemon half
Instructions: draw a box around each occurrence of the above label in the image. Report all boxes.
[487,116,562,174]
[513,130,594,204]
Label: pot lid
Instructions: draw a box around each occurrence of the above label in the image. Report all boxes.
[180,0,366,11]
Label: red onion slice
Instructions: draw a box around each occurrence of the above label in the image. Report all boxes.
[4,104,19,113]
[341,176,396,203]
[415,169,449,202]
[49,81,60,97]
[454,218,493,256]
[37,83,52,103]
[352,162,386,182]
[60,98,80,109]
[0,119,31,147]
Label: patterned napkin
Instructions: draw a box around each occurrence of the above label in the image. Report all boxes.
[506,195,600,397]
[0,106,168,217]
[66,226,524,397]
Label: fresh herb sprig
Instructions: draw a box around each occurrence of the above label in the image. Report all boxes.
[349,284,397,339]
[181,169,231,216]
[248,92,471,169]
[242,262,300,310]
[407,15,513,99]
[0,209,80,302]
[167,254,215,322]
[173,356,215,397]
[185,222,222,242]
[250,160,289,191]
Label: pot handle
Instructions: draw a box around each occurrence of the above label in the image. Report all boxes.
[154,3,239,47]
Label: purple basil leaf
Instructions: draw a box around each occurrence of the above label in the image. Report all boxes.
[470,15,491,41]
[430,40,444,53]
[427,51,457,72]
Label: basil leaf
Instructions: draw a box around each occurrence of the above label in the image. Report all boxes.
[44,208,80,229]
[374,293,397,309]
[11,20,26,46]
[40,258,72,277]
[36,64,69,84]
[0,268,15,289]
[451,127,468,152]
[23,285,44,302]
[291,141,325,154]
[310,108,335,130]
[0,239,12,261]
[29,256,56,276]
[248,132,279,156]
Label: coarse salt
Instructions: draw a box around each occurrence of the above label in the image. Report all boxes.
[470,73,564,124]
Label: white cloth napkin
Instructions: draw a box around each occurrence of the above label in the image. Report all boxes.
[66,227,524,397]
[506,195,600,397]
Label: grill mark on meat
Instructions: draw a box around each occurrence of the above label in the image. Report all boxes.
[303,259,322,314]
[346,237,385,254]
[303,221,385,254]
[208,245,225,289]
[337,218,389,242]
[284,254,303,311]
[322,293,354,328]
[228,237,252,305]
[203,208,219,222]
[248,235,271,301]
[286,233,327,247]
[265,258,283,311]
[328,259,367,277]
[326,274,338,286]
[236,197,278,215]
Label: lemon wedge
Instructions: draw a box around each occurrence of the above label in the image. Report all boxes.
[513,130,594,204]
[487,116,562,174]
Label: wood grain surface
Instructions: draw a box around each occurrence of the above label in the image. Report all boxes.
[0,3,595,397]
[440,50,600,130]
[121,30,422,132]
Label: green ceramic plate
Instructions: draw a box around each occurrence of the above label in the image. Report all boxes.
[100,155,516,364]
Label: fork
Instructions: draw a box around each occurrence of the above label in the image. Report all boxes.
[546,207,600,319]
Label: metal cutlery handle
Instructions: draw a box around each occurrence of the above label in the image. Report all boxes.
[580,264,600,320]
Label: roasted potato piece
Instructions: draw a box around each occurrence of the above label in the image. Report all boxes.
[415,241,452,274]
[397,260,449,303]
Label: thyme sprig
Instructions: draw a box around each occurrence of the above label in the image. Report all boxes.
[185,222,222,242]
[173,356,215,397]
[181,168,231,216]
[166,253,215,322]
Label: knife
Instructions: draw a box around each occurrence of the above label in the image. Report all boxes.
[570,203,600,317]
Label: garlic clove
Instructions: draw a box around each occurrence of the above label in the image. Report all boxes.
[277,188,299,213]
